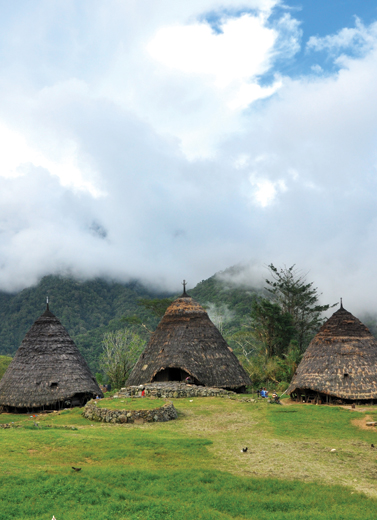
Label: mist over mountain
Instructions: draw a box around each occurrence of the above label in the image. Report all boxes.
[0,275,170,369]
[1,2,377,315]
[0,269,262,371]
[1,266,376,376]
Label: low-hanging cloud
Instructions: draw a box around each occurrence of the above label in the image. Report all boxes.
[0,1,376,316]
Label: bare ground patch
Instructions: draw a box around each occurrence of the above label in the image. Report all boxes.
[351,415,377,431]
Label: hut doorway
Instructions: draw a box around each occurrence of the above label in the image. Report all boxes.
[152,367,201,384]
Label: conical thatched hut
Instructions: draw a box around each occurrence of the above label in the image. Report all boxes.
[127,289,251,392]
[0,304,103,412]
[287,303,377,404]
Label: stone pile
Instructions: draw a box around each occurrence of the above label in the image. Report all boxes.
[117,382,235,399]
[82,400,178,424]
[0,423,21,429]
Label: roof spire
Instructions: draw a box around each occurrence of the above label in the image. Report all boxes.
[46,295,49,312]
[340,298,343,309]
[181,279,189,297]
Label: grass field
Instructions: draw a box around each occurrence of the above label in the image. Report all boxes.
[0,396,377,519]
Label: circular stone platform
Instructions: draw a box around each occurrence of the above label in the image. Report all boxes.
[117,382,235,399]
[82,400,177,424]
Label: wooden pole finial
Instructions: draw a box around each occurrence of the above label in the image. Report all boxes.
[182,280,188,296]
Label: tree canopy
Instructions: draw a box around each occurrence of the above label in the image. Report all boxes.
[265,264,335,353]
[0,355,12,382]
[250,299,295,358]
[100,330,145,389]
[137,298,173,318]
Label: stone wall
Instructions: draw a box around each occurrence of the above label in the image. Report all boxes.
[82,400,178,424]
[117,382,235,399]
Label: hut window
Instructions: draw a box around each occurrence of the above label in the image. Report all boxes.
[49,382,59,387]
[344,373,349,378]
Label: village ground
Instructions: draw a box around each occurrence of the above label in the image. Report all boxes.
[1,395,377,519]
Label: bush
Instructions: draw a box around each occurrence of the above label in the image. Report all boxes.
[0,355,12,381]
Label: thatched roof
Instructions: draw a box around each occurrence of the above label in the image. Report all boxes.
[0,305,102,411]
[287,304,377,400]
[127,292,251,390]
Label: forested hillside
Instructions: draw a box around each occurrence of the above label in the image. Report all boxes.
[190,269,261,331]
[0,276,171,370]
[0,271,261,373]
[2,268,373,382]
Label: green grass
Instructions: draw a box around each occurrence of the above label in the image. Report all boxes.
[268,403,377,441]
[0,413,29,424]
[1,398,377,519]
[0,467,376,520]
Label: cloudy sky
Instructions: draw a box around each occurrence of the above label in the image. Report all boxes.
[1,0,377,311]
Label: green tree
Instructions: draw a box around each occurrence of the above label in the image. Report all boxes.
[122,297,174,335]
[0,355,12,381]
[250,299,295,358]
[95,372,103,385]
[265,264,335,352]
[137,298,173,318]
[100,330,145,389]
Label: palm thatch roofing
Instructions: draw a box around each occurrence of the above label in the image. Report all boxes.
[0,305,102,412]
[127,290,251,390]
[287,304,377,402]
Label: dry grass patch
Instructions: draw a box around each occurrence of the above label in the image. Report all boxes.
[169,397,377,498]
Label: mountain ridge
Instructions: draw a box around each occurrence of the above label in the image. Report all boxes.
[0,271,261,372]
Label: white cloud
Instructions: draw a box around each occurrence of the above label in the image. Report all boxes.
[249,175,287,207]
[0,117,102,196]
[0,122,33,179]
[147,14,277,88]
[307,17,377,56]
[97,6,299,159]
[227,79,282,110]
[310,64,323,74]
[234,154,251,169]
[1,1,377,314]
